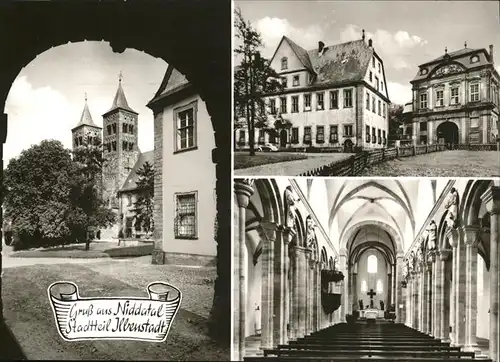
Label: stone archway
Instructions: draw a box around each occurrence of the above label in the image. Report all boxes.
[436,121,459,149]
[0,1,231,350]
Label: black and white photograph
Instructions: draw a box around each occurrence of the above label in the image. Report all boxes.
[233,177,500,361]
[0,1,231,360]
[233,1,500,177]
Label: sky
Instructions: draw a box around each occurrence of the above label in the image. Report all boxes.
[4,41,168,168]
[234,0,500,105]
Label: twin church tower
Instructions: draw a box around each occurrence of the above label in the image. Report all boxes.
[70,74,141,210]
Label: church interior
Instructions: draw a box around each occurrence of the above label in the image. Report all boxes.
[233,178,499,361]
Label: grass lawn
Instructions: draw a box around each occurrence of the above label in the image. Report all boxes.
[234,151,308,169]
[2,262,228,360]
[10,242,154,259]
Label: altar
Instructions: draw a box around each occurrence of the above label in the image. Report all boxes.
[360,308,384,319]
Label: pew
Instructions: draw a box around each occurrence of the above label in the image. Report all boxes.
[244,322,492,362]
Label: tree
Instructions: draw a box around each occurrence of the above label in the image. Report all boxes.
[132,161,154,236]
[388,104,405,140]
[4,140,76,249]
[233,7,284,155]
[70,137,116,250]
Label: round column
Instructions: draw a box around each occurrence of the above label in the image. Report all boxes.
[481,186,500,362]
[234,179,255,361]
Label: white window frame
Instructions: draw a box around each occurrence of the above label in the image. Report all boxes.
[174,100,198,153]
[450,87,460,105]
[420,93,428,109]
[470,83,480,102]
[344,89,353,108]
[436,89,444,107]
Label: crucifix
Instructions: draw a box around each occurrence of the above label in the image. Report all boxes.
[367,289,376,309]
[119,71,123,83]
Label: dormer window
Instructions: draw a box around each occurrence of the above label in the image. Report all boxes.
[281,57,288,70]
[470,55,479,64]
[293,75,300,87]
[420,68,428,76]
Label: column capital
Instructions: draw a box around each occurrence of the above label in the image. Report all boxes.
[446,227,460,248]
[281,226,296,245]
[461,225,480,247]
[481,186,500,215]
[260,221,280,242]
[438,248,451,261]
[427,250,437,263]
[426,261,433,272]
[234,179,255,208]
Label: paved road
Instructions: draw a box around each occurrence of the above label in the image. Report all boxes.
[234,153,351,176]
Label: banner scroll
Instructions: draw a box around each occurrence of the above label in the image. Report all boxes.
[48,281,182,342]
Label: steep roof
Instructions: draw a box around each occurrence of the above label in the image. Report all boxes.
[72,98,101,131]
[105,80,138,115]
[283,36,314,72]
[119,150,154,193]
[147,65,191,108]
[307,39,374,86]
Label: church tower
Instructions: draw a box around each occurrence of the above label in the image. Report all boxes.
[102,73,140,208]
[71,93,102,152]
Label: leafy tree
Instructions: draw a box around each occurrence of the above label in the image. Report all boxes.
[132,161,154,236]
[388,104,405,140]
[70,137,116,250]
[233,7,284,155]
[4,140,75,249]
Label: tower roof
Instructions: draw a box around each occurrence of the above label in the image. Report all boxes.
[72,94,101,131]
[104,73,138,115]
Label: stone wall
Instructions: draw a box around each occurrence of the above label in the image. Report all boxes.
[152,110,164,265]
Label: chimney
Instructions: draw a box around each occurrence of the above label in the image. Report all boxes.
[368,39,373,48]
[362,29,365,41]
[318,41,325,53]
[490,44,494,63]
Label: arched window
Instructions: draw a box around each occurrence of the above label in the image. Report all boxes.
[361,280,367,293]
[367,254,378,274]
[376,279,383,293]
[281,57,288,70]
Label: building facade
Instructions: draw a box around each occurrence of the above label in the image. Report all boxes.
[235,33,390,152]
[147,66,217,265]
[71,77,153,240]
[407,44,499,146]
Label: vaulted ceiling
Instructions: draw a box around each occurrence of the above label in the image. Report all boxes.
[296,178,452,254]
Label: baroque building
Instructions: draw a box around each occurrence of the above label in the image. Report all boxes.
[405,44,500,147]
[146,65,217,265]
[233,178,500,362]
[235,31,390,152]
[71,76,153,239]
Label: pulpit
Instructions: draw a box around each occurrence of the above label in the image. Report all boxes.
[320,269,344,314]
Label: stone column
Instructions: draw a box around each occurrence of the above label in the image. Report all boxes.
[429,250,438,337]
[234,180,255,361]
[290,246,299,340]
[387,270,392,313]
[307,257,316,335]
[481,186,500,362]
[463,226,481,354]
[392,263,397,305]
[435,251,444,340]
[421,263,429,334]
[298,247,310,338]
[439,249,451,342]
[426,260,433,334]
[281,227,295,344]
[339,253,347,322]
[413,271,420,330]
[449,227,466,347]
[261,222,281,349]
[316,262,322,331]
[395,254,404,323]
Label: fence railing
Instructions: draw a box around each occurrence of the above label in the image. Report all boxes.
[298,144,447,176]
